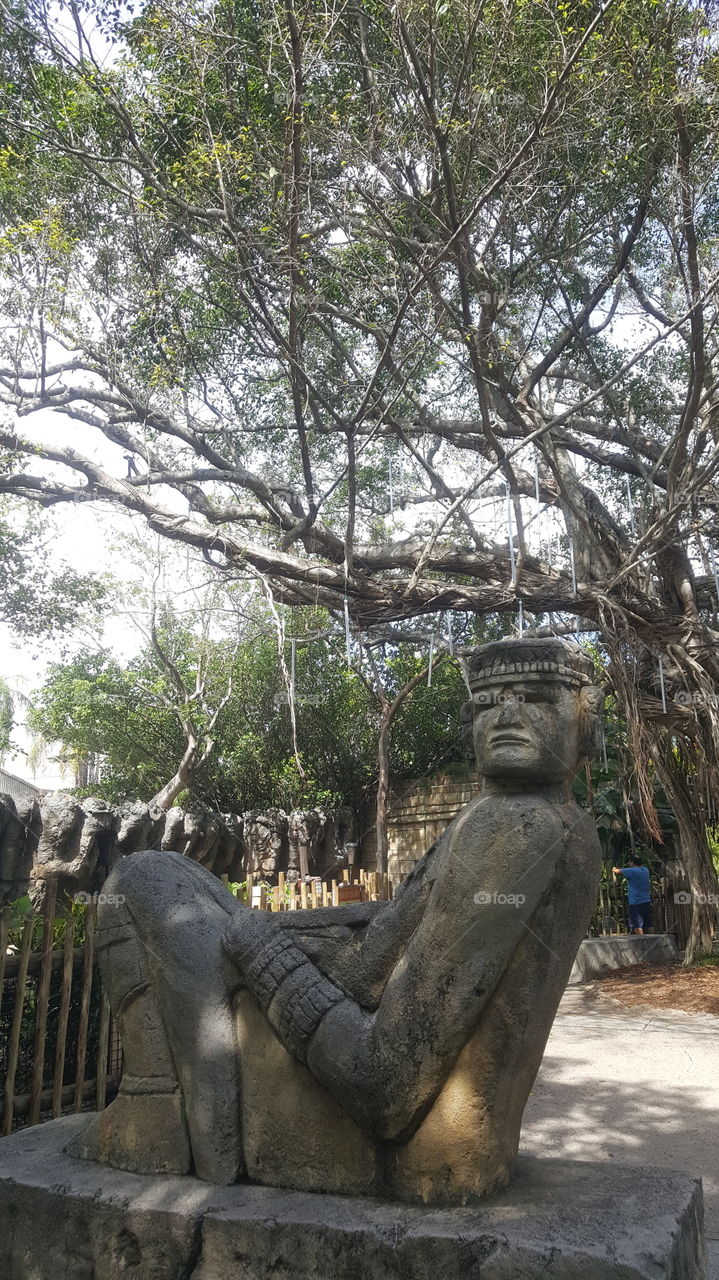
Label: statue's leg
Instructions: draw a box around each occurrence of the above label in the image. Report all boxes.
[69,878,193,1177]
[71,850,243,1184]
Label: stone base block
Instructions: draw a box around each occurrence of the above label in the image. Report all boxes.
[569,933,680,984]
[0,1115,707,1279]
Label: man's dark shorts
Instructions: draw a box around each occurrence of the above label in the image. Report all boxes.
[628,901,653,931]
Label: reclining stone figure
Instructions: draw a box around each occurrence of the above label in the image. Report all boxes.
[70,637,604,1205]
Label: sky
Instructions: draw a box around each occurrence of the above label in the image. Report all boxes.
[0,397,195,783]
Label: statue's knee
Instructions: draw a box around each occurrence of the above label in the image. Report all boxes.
[100,849,236,992]
[96,853,177,952]
[99,850,167,930]
[102,849,231,931]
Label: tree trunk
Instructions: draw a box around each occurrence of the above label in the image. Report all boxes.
[653,740,718,962]
[149,737,198,811]
[375,713,391,877]
[372,656,446,878]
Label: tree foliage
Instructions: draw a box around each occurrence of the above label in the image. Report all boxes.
[28,610,470,811]
[0,675,13,758]
[0,501,106,639]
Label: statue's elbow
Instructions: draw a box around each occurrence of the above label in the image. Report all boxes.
[308,1009,429,1143]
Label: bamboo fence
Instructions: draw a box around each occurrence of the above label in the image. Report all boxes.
[238,867,393,912]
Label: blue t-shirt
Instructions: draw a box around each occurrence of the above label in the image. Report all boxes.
[620,865,651,905]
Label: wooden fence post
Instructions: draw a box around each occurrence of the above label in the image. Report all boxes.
[52,916,76,1119]
[2,914,34,1137]
[95,991,112,1114]
[73,901,96,1112]
[0,907,9,1023]
[29,882,58,1126]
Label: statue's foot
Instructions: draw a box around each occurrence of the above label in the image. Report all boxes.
[66,1075,191,1176]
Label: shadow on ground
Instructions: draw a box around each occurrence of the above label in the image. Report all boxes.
[521,996,719,1275]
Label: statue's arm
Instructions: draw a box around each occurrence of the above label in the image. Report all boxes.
[307,810,562,1139]
[223,804,563,1142]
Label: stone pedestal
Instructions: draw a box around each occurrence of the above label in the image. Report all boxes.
[569,933,681,984]
[0,1115,706,1279]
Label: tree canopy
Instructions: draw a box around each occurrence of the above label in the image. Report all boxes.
[28,610,470,812]
[0,501,106,639]
[1,0,719,951]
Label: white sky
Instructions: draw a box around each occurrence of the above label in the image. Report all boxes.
[1,401,193,688]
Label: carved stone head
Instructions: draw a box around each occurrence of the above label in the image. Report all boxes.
[465,638,604,784]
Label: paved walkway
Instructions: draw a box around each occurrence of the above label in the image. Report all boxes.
[521,986,719,1276]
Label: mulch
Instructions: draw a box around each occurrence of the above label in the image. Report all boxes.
[596,963,719,1017]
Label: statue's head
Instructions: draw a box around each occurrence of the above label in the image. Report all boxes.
[465,638,604,786]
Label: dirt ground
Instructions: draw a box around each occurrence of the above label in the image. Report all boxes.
[596,962,719,1015]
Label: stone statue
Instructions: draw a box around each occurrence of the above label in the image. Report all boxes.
[70,638,604,1206]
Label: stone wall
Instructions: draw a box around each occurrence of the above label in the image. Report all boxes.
[363,770,482,884]
[0,792,357,905]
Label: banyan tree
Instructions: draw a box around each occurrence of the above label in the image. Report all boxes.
[0,0,718,955]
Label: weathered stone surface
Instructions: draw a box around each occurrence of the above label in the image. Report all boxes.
[0,794,38,900]
[0,794,352,900]
[0,1117,201,1280]
[159,803,186,852]
[115,799,165,857]
[325,803,358,876]
[33,791,115,884]
[180,808,207,860]
[193,810,224,867]
[569,932,681,984]
[218,812,244,878]
[0,1116,707,1280]
[287,808,324,878]
[69,851,242,1185]
[243,808,288,877]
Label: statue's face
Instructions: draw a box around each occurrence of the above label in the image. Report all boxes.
[472,680,581,783]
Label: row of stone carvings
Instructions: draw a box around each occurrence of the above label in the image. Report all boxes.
[0,791,358,904]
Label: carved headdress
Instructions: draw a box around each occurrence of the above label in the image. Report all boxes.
[466,637,596,692]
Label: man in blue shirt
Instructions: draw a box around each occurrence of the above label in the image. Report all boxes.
[613,856,653,934]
